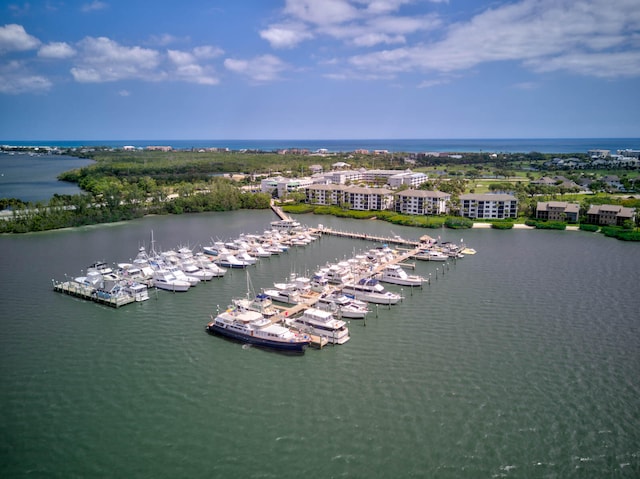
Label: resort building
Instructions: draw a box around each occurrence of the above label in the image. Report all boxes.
[585,204,636,226]
[459,194,518,219]
[536,201,580,223]
[261,177,314,198]
[344,186,394,211]
[395,190,450,215]
[305,184,347,206]
[304,185,394,211]
[386,170,429,189]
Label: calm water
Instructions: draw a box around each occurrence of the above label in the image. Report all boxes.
[1,211,639,478]
[4,138,640,153]
[0,153,93,202]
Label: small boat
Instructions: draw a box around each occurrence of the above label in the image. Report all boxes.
[206,307,310,353]
[288,308,350,344]
[376,264,424,287]
[341,278,402,305]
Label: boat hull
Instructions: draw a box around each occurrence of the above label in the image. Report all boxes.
[206,324,308,352]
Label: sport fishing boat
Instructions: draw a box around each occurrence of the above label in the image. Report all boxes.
[316,291,369,319]
[206,307,310,352]
[375,264,424,287]
[288,308,350,344]
[341,278,402,305]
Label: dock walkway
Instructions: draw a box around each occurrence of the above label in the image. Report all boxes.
[309,226,432,248]
[53,280,135,308]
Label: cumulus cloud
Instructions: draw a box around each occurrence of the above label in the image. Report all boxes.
[261,0,439,49]
[38,41,76,59]
[0,60,51,94]
[259,23,314,49]
[167,48,220,85]
[224,54,287,82]
[193,45,224,59]
[347,0,640,78]
[70,36,161,83]
[0,24,40,53]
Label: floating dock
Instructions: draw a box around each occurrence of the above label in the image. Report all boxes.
[53,280,135,308]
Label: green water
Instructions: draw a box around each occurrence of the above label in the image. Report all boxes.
[2,211,639,478]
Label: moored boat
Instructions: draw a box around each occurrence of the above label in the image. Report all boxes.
[316,291,369,319]
[206,307,310,352]
[376,264,424,287]
[288,308,350,344]
[341,278,402,305]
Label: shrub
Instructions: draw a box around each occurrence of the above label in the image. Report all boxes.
[535,221,566,230]
[445,217,473,229]
[491,221,514,229]
[579,224,599,232]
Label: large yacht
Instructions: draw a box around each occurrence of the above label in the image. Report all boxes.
[206,307,310,352]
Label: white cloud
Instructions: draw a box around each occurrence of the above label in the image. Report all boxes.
[224,54,287,82]
[71,36,161,83]
[0,24,40,53]
[284,0,360,25]
[260,23,313,49]
[38,41,76,59]
[118,89,131,96]
[262,1,439,49]
[193,45,224,59]
[167,48,220,85]
[81,1,108,13]
[347,0,640,78]
[0,60,51,94]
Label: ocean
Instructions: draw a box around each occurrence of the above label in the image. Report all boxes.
[1,211,639,478]
[3,138,640,154]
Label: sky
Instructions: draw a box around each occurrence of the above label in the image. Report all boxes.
[1,0,639,140]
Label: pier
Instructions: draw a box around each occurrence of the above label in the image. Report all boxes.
[53,280,135,308]
[269,240,432,346]
[309,226,433,248]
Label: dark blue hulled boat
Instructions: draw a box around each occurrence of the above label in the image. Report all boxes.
[206,307,310,352]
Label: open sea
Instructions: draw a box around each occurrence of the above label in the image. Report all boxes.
[1,210,639,478]
[3,138,640,154]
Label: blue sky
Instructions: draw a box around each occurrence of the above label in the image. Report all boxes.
[1,0,639,140]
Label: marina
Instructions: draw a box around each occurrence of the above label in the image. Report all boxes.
[4,209,640,478]
[51,214,461,349]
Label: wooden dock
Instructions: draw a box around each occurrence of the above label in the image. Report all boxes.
[269,241,430,337]
[309,226,433,248]
[53,280,135,308]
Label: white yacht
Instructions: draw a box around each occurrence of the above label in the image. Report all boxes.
[414,250,448,262]
[124,282,150,301]
[316,291,369,319]
[376,264,424,287]
[270,218,301,230]
[152,269,191,292]
[233,292,279,318]
[262,283,301,305]
[341,278,402,305]
[288,308,350,344]
[214,253,251,269]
